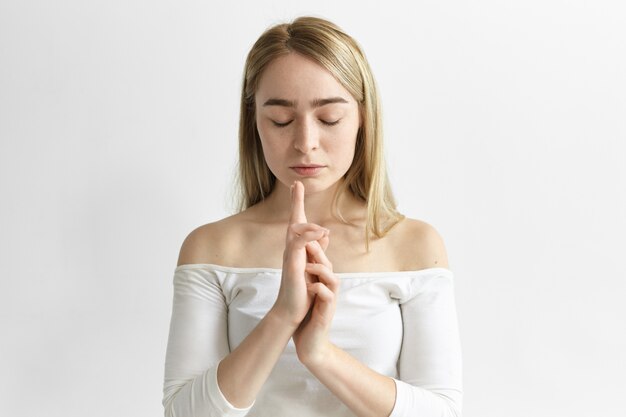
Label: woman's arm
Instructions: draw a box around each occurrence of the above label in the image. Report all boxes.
[163,258,301,416]
[165,182,330,415]
[296,222,462,417]
[389,271,463,417]
[162,263,242,416]
[288,236,397,417]
[301,270,463,417]
[303,343,397,417]
[216,308,298,408]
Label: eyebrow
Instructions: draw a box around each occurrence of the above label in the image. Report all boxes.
[262,97,349,108]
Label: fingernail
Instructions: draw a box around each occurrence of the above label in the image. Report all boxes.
[290,183,294,197]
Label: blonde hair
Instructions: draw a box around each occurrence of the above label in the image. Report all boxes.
[235,15,405,251]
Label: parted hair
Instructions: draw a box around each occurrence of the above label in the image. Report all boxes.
[234,15,405,251]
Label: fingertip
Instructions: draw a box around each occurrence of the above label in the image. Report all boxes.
[320,236,330,252]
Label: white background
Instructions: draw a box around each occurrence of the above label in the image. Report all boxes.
[1,1,625,416]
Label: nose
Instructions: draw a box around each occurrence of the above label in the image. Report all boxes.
[292,117,319,154]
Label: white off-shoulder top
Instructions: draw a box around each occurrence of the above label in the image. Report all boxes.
[162,264,463,417]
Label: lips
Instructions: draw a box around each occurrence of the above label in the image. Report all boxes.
[291,166,325,176]
[290,164,325,168]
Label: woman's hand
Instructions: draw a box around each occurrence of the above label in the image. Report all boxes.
[292,238,339,368]
[270,180,330,328]
[290,194,340,368]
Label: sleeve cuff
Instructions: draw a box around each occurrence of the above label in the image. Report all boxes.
[208,360,256,415]
[388,377,462,417]
[388,378,404,417]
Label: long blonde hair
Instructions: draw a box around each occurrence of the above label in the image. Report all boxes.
[235,16,405,251]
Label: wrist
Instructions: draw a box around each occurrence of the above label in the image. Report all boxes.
[301,341,335,370]
[266,306,301,331]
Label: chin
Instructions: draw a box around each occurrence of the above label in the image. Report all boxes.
[299,179,342,195]
[275,175,333,191]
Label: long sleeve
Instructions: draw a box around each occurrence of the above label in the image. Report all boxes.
[389,271,463,417]
[162,266,255,417]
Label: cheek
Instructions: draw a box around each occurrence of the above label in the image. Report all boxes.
[336,124,359,155]
[257,134,287,169]
[328,138,357,168]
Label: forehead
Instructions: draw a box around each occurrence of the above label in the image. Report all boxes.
[255,52,354,107]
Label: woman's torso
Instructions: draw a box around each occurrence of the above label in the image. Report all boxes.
[170,204,451,416]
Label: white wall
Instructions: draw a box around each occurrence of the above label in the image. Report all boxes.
[1,1,624,416]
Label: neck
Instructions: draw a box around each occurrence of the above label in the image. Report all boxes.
[259,179,365,226]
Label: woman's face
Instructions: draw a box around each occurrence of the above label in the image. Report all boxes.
[255,52,361,194]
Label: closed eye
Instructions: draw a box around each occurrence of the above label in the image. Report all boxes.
[272,120,292,127]
[271,119,341,128]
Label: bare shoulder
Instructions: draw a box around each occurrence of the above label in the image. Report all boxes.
[391,217,450,270]
[176,213,246,267]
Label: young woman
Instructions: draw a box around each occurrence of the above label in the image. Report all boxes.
[163,16,463,417]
